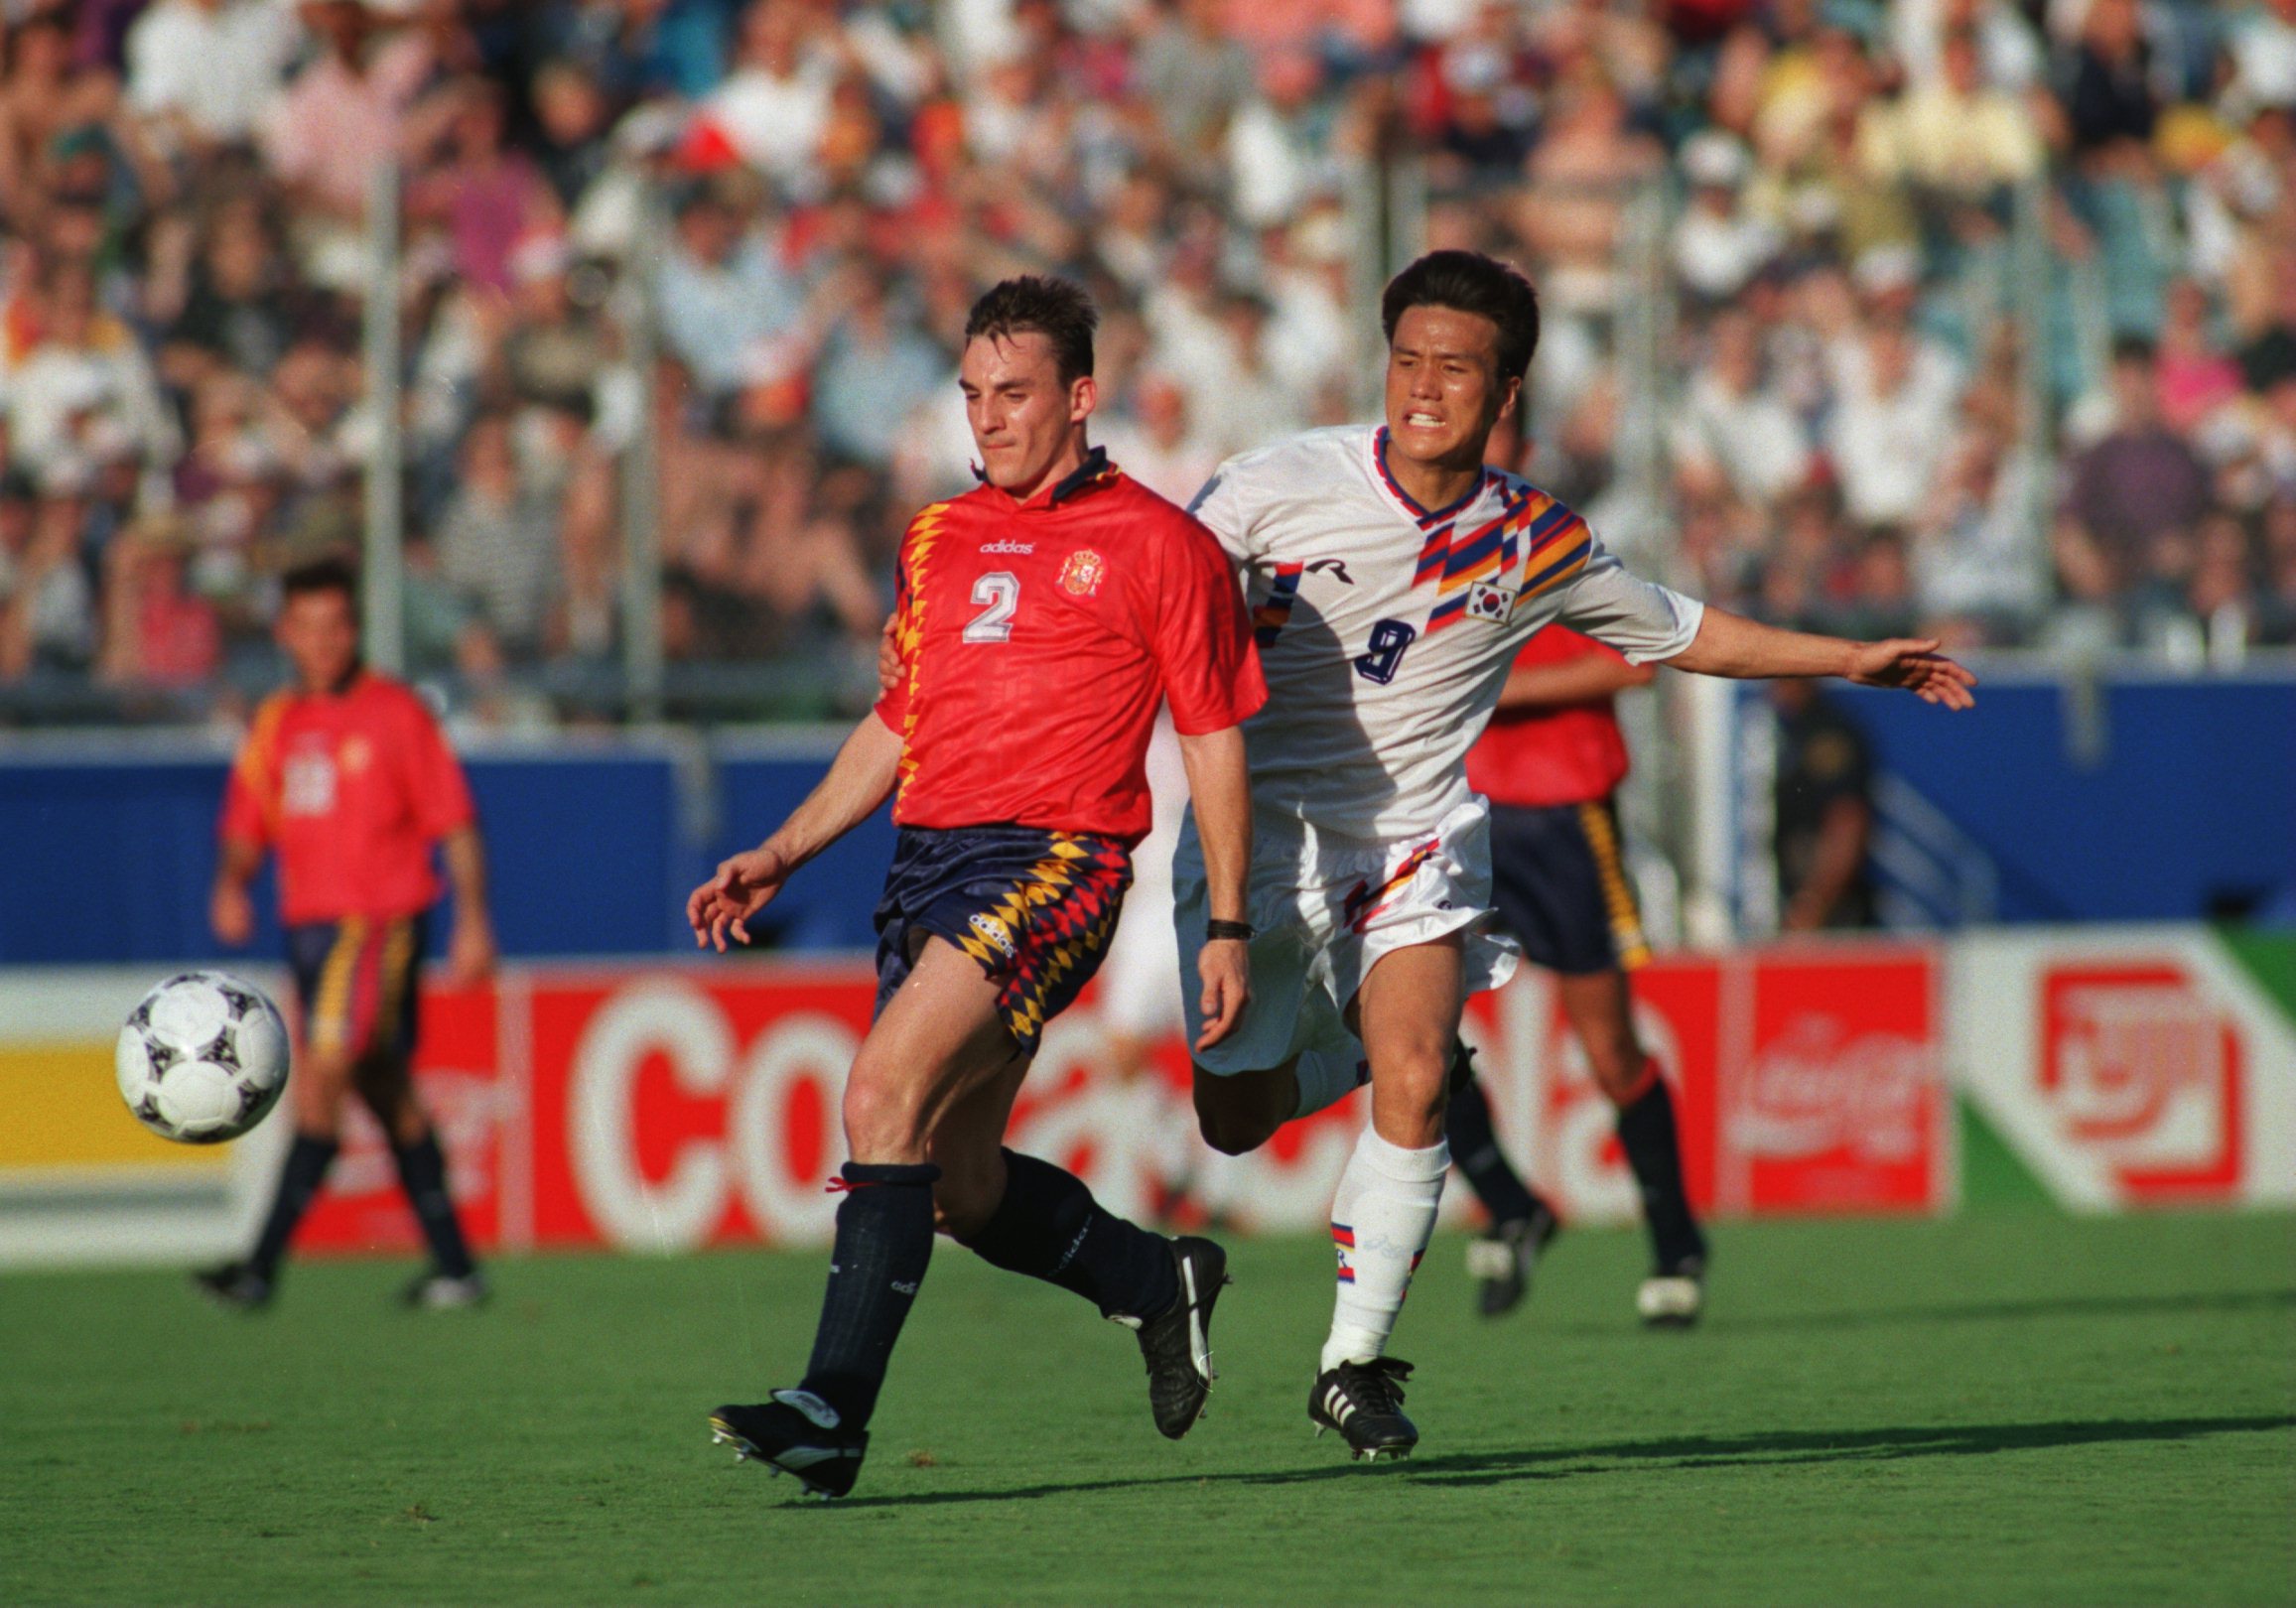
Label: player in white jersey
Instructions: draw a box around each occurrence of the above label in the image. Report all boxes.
[1175,250,1975,1461]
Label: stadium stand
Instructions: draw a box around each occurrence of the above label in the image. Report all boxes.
[0,0,2290,729]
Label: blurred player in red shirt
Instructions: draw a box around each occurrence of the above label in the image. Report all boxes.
[1450,622,1708,1326]
[198,558,496,1312]
[687,278,1264,1498]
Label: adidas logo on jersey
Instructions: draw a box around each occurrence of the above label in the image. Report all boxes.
[981,539,1034,555]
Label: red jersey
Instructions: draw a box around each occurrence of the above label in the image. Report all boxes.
[1465,626,1632,807]
[219,671,476,924]
[873,450,1265,843]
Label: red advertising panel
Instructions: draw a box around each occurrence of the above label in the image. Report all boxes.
[2039,961,2244,1202]
[1508,960,1723,1222]
[525,964,876,1251]
[1728,948,1945,1215]
[287,944,1948,1258]
[297,982,505,1254]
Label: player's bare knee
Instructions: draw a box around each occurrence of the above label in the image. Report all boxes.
[841,1069,931,1163]
[1370,1045,1451,1141]
[921,1128,1005,1238]
[929,1172,999,1240]
[292,1050,354,1128]
[1582,1034,1645,1104]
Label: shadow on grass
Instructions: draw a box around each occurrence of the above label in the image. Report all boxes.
[820,1412,2296,1511]
[1517,1287,2296,1340]
[1689,1286,2296,1337]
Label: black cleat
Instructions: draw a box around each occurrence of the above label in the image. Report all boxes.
[708,1391,870,1500]
[193,1262,273,1311]
[1308,1357,1418,1461]
[1127,1236,1229,1438]
[400,1269,489,1310]
[1638,1255,1705,1329]
[1465,1203,1560,1318]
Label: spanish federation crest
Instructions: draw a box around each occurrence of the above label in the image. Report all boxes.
[1060,549,1106,597]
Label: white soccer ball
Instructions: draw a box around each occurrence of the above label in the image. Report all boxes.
[116,972,291,1144]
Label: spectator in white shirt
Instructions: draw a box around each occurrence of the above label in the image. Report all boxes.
[126,0,298,153]
[1672,131,1783,303]
[1827,315,1962,527]
[699,0,835,194]
[1674,311,1814,505]
[6,264,176,478]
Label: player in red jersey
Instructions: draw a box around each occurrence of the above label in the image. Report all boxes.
[198,558,495,1311]
[690,278,1265,1499]
[1447,624,1710,1326]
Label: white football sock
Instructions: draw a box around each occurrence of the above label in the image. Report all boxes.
[1290,1041,1369,1120]
[1320,1126,1448,1372]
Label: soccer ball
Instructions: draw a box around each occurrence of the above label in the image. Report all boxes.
[116,972,291,1144]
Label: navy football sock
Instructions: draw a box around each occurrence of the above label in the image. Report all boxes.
[799,1161,940,1429]
[391,1130,477,1278]
[249,1132,338,1280]
[1444,1074,1545,1229]
[1616,1074,1706,1273]
[960,1148,1178,1322]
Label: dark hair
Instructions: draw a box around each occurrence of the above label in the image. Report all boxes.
[282,556,359,606]
[964,275,1098,385]
[1381,250,1542,387]
[2110,334,2158,367]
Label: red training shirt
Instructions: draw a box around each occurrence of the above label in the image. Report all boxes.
[874,450,1265,844]
[1465,626,1633,807]
[219,670,476,925]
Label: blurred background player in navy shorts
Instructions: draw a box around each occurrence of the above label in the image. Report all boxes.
[200,558,496,1311]
[1448,621,1709,1328]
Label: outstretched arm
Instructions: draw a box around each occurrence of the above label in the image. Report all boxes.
[1176,724,1254,1051]
[1664,606,1977,710]
[687,713,905,951]
[1494,652,1654,712]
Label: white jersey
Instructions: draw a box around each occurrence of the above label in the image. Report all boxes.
[1187,423,1703,841]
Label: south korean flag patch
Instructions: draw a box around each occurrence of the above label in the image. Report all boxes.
[1465,581,1515,623]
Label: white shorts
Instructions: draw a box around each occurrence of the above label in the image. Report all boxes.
[1098,715,1189,1040]
[1099,845,1185,1039]
[1174,796,1519,1077]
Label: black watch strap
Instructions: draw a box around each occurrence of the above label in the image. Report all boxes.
[1205,918,1254,942]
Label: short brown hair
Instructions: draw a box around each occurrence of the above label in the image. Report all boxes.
[964,275,1098,386]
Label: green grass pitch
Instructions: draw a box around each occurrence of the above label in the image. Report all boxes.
[4,1211,2290,1607]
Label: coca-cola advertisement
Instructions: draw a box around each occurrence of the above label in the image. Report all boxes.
[293,945,1953,1256]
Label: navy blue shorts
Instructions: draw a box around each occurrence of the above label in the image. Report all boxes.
[1488,798,1650,976]
[287,913,428,1067]
[874,826,1132,1057]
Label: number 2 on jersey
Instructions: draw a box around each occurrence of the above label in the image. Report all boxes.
[1354,617,1417,684]
[964,571,1019,643]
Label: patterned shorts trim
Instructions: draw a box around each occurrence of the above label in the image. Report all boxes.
[874,825,1132,1057]
[288,914,426,1066]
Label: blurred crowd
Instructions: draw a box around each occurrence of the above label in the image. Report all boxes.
[0,0,2291,726]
